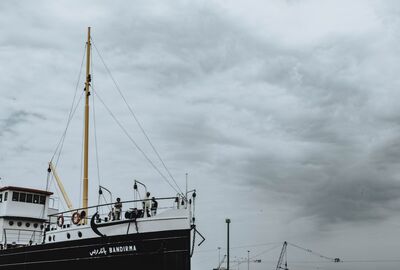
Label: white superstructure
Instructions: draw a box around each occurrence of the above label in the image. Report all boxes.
[0,186,55,247]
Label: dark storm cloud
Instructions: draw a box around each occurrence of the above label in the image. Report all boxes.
[216,32,400,225]
[0,110,43,138]
[114,2,400,226]
[302,169,400,223]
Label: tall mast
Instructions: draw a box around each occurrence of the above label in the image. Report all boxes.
[83,27,91,219]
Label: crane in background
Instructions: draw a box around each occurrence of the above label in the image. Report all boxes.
[213,254,227,270]
[276,241,288,270]
[275,241,341,270]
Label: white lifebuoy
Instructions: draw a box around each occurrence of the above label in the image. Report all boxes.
[57,215,64,227]
[72,212,81,225]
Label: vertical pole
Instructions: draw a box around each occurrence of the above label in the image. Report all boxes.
[226,218,231,270]
[218,247,221,269]
[247,250,250,270]
[83,26,91,222]
[185,172,188,208]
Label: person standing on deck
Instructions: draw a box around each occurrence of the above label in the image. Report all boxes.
[114,197,122,220]
[151,197,158,216]
[144,192,151,217]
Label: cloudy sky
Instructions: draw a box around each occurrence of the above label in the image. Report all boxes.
[2,0,400,269]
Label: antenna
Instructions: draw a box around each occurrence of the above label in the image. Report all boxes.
[185,173,188,199]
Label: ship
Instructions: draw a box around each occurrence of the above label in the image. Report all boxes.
[0,27,204,269]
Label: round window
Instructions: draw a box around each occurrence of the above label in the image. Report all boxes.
[26,223,31,228]
[67,233,71,239]
[17,222,22,227]
[33,223,38,228]
[78,231,82,238]
[48,236,51,242]
[8,221,14,226]
[40,225,44,230]
[52,235,55,241]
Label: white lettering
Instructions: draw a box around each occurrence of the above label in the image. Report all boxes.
[92,244,136,256]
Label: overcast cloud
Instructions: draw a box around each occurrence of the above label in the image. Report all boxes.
[1,0,400,269]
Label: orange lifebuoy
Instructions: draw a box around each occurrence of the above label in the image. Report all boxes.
[71,212,81,225]
[57,215,64,227]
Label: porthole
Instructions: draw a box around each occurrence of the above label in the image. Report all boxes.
[33,223,38,228]
[67,233,71,239]
[26,223,31,228]
[52,235,55,241]
[8,221,14,226]
[78,231,82,238]
[48,236,51,242]
[17,222,22,227]
[40,225,44,230]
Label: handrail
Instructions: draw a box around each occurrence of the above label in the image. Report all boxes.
[3,228,44,245]
[48,196,179,217]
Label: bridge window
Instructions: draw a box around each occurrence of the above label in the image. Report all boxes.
[12,192,19,201]
[33,195,39,204]
[39,195,46,205]
[0,194,2,203]
[19,193,26,202]
[4,192,7,201]
[10,192,45,204]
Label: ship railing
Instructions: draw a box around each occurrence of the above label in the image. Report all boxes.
[2,228,43,248]
[47,194,195,230]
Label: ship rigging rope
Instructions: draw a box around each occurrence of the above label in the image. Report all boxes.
[92,86,181,194]
[79,101,85,209]
[91,48,103,194]
[50,44,87,164]
[47,44,86,210]
[92,40,184,196]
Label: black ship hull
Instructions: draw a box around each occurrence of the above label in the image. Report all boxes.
[0,229,191,270]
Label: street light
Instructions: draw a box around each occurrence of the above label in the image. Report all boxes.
[226,218,231,270]
[247,250,250,270]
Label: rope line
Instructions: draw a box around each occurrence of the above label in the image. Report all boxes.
[92,87,180,194]
[91,46,102,194]
[288,242,336,262]
[92,40,184,196]
[48,43,86,209]
[51,44,86,163]
[230,244,281,268]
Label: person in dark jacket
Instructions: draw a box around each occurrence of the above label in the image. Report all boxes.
[151,197,158,216]
[114,197,122,220]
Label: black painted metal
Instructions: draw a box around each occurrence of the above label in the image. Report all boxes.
[0,229,191,270]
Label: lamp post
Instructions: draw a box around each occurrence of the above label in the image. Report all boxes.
[226,218,231,270]
[247,250,250,270]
